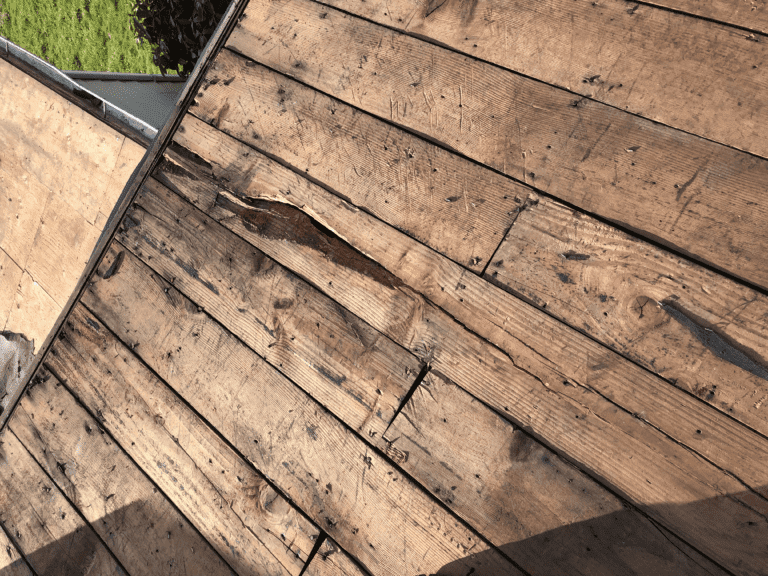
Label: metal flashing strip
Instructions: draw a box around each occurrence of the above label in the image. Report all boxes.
[62,70,187,82]
[0,36,158,142]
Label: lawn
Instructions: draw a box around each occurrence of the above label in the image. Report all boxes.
[0,0,178,75]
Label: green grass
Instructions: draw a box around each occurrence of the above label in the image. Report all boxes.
[0,0,177,74]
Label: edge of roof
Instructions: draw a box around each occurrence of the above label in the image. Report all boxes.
[0,0,251,432]
[0,36,159,147]
[62,70,187,82]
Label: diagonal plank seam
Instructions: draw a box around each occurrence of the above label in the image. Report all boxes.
[630,0,768,37]
[197,49,768,301]
[479,195,540,278]
[5,424,132,576]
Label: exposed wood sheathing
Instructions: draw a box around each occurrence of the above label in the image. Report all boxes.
[1,0,767,574]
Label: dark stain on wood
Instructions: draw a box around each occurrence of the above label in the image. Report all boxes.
[101,250,125,280]
[509,430,536,462]
[316,364,347,386]
[214,193,406,291]
[273,298,294,310]
[660,299,768,381]
[562,251,590,261]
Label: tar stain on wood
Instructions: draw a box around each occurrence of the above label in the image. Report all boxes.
[214,194,405,291]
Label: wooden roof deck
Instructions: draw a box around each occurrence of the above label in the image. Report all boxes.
[2,0,768,574]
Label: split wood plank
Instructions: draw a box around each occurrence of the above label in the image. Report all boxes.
[111,176,420,441]
[69,262,519,576]
[0,522,34,576]
[170,112,768,501]
[382,370,728,576]
[9,369,234,576]
[0,58,127,226]
[489,196,768,437]
[164,113,768,574]
[303,538,368,576]
[0,427,126,576]
[637,0,768,33]
[189,50,527,273]
[47,304,319,576]
[308,0,768,156]
[218,0,768,290]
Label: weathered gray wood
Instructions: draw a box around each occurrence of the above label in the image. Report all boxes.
[9,369,234,576]
[0,522,34,576]
[165,113,768,575]
[65,262,519,576]
[383,370,728,576]
[214,0,768,291]
[489,196,768,437]
[0,427,126,576]
[48,304,319,576]
[186,49,527,273]
[312,0,768,155]
[111,177,419,440]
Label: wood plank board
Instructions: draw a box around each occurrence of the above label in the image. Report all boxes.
[0,249,23,331]
[169,112,768,503]
[110,177,420,440]
[312,0,768,156]
[382,370,728,575]
[216,1,768,290]
[0,427,126,576]
[162,114,768,575]
[67,261,519,576]
[47,303,320,576]
[303,538,369,576]
[639,0,768,33]
[0,522,34,576]
[9,369,234,576]
[4,271,61,355]
[489,195,768,436]
[189,50,527,273]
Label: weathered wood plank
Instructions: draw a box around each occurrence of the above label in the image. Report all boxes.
[9,369,234,576]
[68,264,519,576]
[383,370,728,575]
[48,304,319,576]
[638,0,768,33]
[24,191,101,308]
[303,539,368,576]
[170,112,768,499]
[111,177,420,440]
[0,159,51,272]
[489,196,768,436]
[188,50,527,273]
[0,249,23,331]
[4,271,61,355]
[0,428,126,576]
[165,114,768,575]
[311,0,768,155]
[0,522,34,576]
[215,1,768,290]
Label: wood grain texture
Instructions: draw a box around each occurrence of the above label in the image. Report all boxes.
[316,0,768,155]
[24,191,101,307]
[0,523,34,576]
[48,304,318,576]
[9,370,234,576]
[490,196,768,436]
[0,58,127,226]
[112,177,419,440]
[383,370,728,576]
[0,249,23,331]
[4,271,61,354]
[303,539,369,576]
[188,48,527,272]
[162,114,768,575]
[639,0,768,33]
[220,0,768,290]
[0,427,126,576]
[170,112,768,504]
[72,254,519,576]
[0,158,51,272]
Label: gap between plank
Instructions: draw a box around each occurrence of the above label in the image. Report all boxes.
[297,532,326,576]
